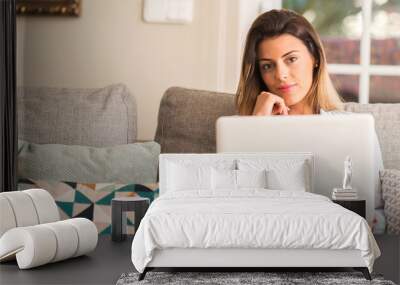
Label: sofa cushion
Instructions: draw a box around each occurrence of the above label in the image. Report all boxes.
[18,140,160,184]
[154,87,237,153]
[17,83,137,147]
[380,169,400,234]
[344,103,400,169]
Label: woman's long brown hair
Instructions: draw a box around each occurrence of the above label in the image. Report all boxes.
[236,9,343,115]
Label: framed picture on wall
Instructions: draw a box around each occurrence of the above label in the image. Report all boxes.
[16,0,81,17]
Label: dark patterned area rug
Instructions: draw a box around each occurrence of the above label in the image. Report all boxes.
[116,271,396,285]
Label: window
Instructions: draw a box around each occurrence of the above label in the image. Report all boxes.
[276,0,400,103]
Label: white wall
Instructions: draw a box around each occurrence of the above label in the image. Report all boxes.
[17,0,243,140]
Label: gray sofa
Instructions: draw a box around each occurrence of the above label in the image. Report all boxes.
[155,87,400,170]
[19,83,400,171]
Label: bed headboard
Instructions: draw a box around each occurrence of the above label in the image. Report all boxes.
[159,153,314,196]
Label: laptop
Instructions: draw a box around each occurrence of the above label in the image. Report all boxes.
[216,114,380,223]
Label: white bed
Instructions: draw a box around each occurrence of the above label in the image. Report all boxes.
[131,154,380,281]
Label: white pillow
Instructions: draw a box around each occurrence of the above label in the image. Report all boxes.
[167,162,212,192]
[211,168,268,191]
[212,168,237,191]
[237,169,267,189]
[237,159,310,191]
[266,166,306,191]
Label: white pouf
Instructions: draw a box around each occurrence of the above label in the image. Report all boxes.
[1,191,39,227]
[0,196,17,237]
[0,218,98,269]
[0,189,98,269]
[24,188,60,223]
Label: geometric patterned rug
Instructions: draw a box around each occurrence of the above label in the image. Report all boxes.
[116,271,396,285]
[18,178,159,235]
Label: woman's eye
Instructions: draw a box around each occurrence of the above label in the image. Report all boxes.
[287,56,298,63]
[261,63,273,71]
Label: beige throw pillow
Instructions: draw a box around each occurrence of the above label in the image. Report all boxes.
[381,169,400,234]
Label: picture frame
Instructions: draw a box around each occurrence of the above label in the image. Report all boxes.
[16,0,81,17]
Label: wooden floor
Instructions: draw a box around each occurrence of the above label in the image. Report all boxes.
[0,236,135,285]
[0,235,398,285]
[374,234,400,284]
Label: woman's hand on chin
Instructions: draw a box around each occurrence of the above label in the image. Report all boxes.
[252,91,290,116]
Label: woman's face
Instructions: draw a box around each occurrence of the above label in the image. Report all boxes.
[257,33,316,109]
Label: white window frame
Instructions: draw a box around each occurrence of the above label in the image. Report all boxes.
[241,0,400,103]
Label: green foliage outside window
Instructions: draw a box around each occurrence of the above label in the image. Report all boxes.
[283,0,400,37]
[283,0,361,36]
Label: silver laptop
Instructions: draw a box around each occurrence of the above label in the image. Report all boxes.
[216,114,380,223]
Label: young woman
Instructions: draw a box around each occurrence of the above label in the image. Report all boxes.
[235,9,385,231]
[236,9,344,116]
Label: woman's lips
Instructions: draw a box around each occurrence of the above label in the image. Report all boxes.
[278,84,297,92]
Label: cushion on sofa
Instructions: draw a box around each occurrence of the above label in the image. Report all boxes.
[17,83,137,147]
[18,140,160,184]
[380,169,400,234]
[154,87,237,153]
[344,103,400,169]
[18,179,159,235]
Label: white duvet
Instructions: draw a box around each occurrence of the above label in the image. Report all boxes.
[131,190,380,273]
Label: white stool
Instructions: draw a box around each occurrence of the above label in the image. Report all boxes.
[0,189,98,269]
